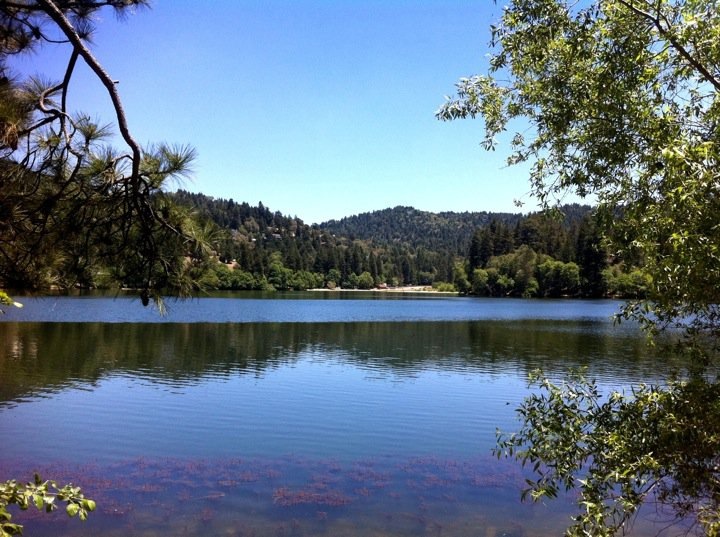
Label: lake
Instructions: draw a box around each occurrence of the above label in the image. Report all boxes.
[0,294,679,536]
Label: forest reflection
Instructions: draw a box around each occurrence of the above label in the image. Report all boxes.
[0,320,675,405]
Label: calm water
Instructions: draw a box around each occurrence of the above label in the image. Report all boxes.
[0,295,680,536]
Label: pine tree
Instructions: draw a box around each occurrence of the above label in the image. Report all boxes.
[0,1,211,303]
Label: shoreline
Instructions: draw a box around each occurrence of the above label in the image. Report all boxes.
[308,286,458,295]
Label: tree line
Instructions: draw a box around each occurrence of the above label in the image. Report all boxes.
[170,190,458,291]
[0,166,647,297]
[457,212,650,298]
[168,191,647,297]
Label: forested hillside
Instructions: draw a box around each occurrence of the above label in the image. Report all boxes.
[170,190,459,289]
[0,178,646,297]
[166,190,646,297]
[319,206,520,255]
[318,204,596,255]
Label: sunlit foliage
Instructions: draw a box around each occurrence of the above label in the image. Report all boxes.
[1,475,95,536]
[439,0,720,534]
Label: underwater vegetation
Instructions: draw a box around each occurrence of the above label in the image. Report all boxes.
[0,454,537,536]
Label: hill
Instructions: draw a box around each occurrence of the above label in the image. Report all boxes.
[168,190,601,292]
[318,206,520,255]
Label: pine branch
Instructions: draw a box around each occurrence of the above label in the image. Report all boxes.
[36,0,142,183]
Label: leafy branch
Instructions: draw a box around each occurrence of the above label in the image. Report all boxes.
[0,475,95,536]
[497,370,720,536]
[36,0,142,180]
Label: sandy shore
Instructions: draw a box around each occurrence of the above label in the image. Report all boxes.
[308,286,457,294]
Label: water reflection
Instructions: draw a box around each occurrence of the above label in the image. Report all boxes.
[0,317,684,536]
[0,320,672,406]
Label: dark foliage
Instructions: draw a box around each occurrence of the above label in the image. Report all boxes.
[169,191,624,295]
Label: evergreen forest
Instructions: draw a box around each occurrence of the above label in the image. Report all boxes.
[158,190,649,298]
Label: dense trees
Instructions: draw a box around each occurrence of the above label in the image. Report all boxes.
[171,191,468,290]
[439,0,720,534]
[320,206,521,255]
[171,191,647,295]
[465,210,650,299]
[166,191,654,297]
[172,192,499,289]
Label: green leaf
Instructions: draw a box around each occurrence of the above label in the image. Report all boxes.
[66,503,79,517]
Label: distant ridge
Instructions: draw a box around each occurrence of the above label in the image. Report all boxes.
[170,190,592,256]
[318,204,591,255]
[168,190,595,290]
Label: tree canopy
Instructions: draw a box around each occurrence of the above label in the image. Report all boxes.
[171,192,653,296]
[438,0,720,338]
[0,0,213,306]
[438,0,720,534]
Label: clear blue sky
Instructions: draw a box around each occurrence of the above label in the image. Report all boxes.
[16,0,544,224]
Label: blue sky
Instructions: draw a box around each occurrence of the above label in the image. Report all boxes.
[15,0,543,224]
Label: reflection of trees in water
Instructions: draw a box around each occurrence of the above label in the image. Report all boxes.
[0,320,675,404]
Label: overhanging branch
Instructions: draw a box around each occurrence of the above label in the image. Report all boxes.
[616,0,720,93]
[36,0,142,182]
